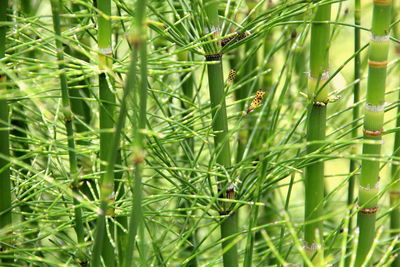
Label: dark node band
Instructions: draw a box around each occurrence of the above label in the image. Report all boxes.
[363,128,383,137]
[221,32,248,47]
[359,206,379,214]
[219,210,232,216]
[205,53,223,61]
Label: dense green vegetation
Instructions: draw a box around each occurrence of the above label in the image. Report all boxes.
[1,0,400,266]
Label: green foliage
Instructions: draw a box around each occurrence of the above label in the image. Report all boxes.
[0,0,400,266]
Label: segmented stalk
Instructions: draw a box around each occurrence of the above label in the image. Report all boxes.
[391,5,400,267]
[204,1,238,266]
[124,0,148,265]
[50,0,84,247]
[355,0,392,265]
[0,0,12,250]
[96,0,121,264]
[304,3,331,260]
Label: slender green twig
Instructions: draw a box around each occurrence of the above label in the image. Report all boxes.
[124,0,148,265]
[50,0,85,249]
[347,0,360,255]
[391,5,400,266]
[0,0,12,254]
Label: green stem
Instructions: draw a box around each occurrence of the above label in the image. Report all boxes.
[50,0,85,249]
[355,1,392,265]
[124,0,148,265]
[304,3,331,261]
[96,0,119,264]
[347,0,361,253]
[0,0,11,256]
[204,1,238,266]
[91,26,137,267]
[391,5,400,267]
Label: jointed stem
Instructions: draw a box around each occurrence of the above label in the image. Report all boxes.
[50,0,84,248]
[124,0,148,265]
[204,1,239,266]
[304,3,331,262]
[356,1,392,265]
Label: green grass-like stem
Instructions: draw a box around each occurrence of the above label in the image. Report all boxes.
[355,1,392,265]
[96,0,119,264]
[50,0,84,249]
[347,0,361,247]
[304,3,331,262]
[391,7,400,266]
[124,0,148,265]
[204,1,239,266]
[0,0,12,256]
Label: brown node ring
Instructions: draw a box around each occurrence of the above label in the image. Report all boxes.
[373,0,392,5]
[363,128,383,137]
[359,206,379,214]
[368,60,388,68]
[64,116,73,123]
[205,53,223,61]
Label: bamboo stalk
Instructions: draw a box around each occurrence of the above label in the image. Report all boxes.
[91,23,138,267]
[91,56,134,266]
[391,5,400,267]
[304,3,331,261]
[0,0,12,254]
[96,0,120,264]
[348,0,361,247]
[50,0,85,248]
[355,0,392,265]
[204,1,239,266]
[124,0,148,265]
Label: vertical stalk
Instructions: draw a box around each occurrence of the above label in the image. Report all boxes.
[50,0,84,247]
[355,0,391,265]
[204,1,239,266]
[64,3,94,203]
[97,0,113,188]
[304,3,331,260]
[91,10,140,267]
[96,0,119,264]
[124,0,147,265]
[348,0,361,244]
[91,50,134,267]
[0,0,12,249]
[391,5,400,267]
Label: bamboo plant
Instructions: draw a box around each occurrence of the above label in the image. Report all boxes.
[355,0,392,265]
[204,1,239,266]
[96,0,121,264]
[50,0,84,248]
[304,2,331,260]
[124,0,148,265]
[391,5,400,267]
[0,0,12,248]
